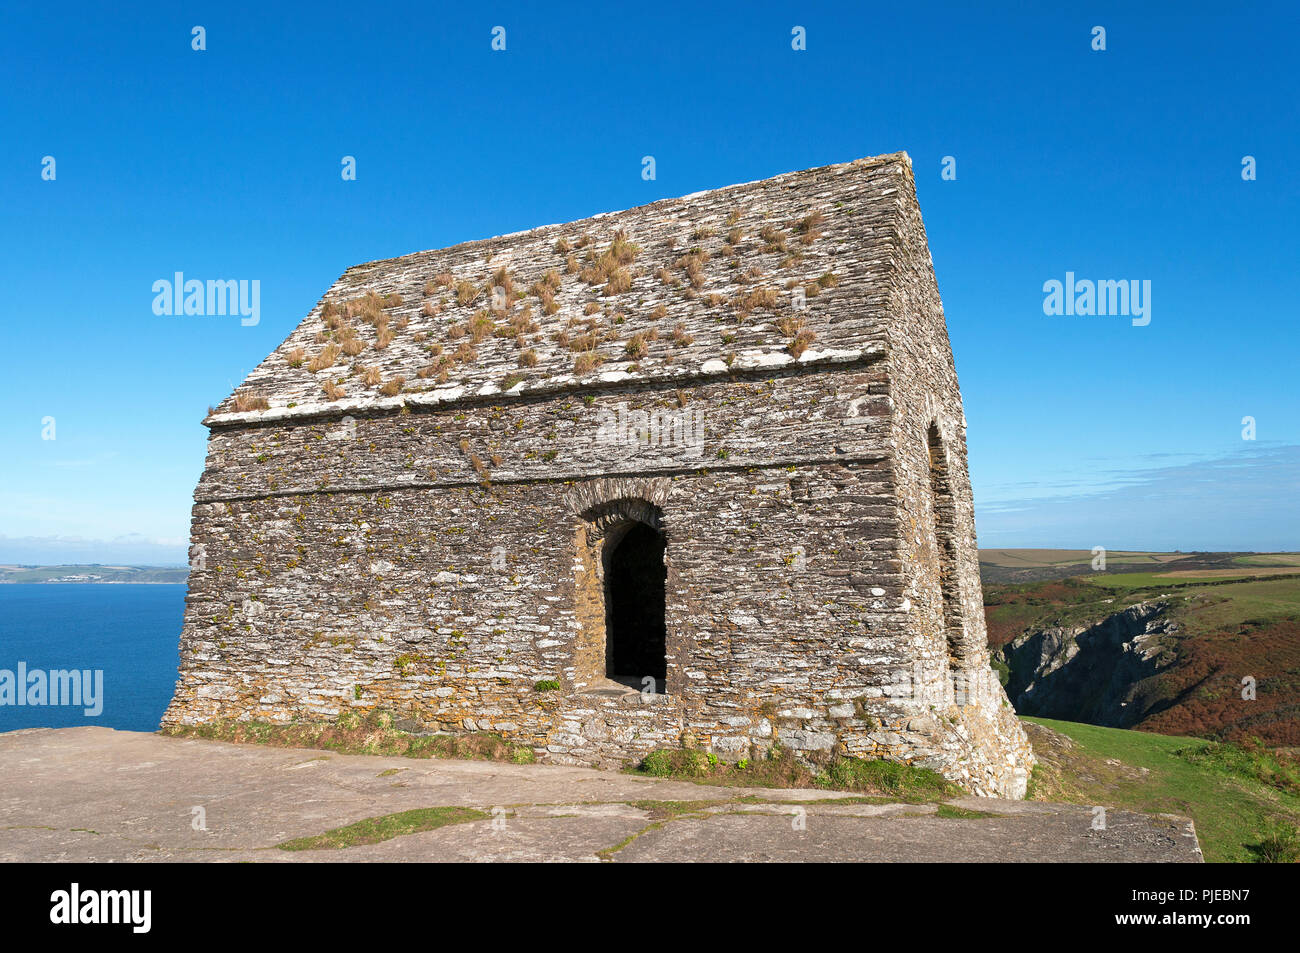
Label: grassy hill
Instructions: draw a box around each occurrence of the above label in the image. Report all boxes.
[1024,717,1300,862]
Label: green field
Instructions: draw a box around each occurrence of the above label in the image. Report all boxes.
[1089,570,1300,592]
[1234,553,1300,567]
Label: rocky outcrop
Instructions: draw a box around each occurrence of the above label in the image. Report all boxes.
[996,602,1178,728]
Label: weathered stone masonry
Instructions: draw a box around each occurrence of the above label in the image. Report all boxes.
[164,152,1034,797]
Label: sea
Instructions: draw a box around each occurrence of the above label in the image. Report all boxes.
[0,584,185,733]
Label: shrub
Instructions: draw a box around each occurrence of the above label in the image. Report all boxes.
[640,748,712,778]
[1255,822,1300,863]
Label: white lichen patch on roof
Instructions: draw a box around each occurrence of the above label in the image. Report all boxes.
[212,152,915,424]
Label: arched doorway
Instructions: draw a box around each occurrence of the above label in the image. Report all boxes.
[604,521,667,692]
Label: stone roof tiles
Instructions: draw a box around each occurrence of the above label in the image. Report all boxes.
[211,151,916,426]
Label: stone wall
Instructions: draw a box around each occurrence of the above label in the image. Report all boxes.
[167,355,1031,796]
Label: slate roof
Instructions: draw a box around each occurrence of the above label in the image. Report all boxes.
[211,152,919,425]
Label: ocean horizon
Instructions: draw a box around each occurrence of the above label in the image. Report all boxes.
[0,583,185,733]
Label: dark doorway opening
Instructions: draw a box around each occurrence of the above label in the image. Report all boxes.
[605,521,667,692]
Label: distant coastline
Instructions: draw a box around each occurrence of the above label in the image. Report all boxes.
[0,565,188,584]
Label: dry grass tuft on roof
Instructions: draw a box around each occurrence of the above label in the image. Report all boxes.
[308,344,341,373]
[232,391,270,412]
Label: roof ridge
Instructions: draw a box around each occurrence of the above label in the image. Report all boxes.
[343,152,911,274]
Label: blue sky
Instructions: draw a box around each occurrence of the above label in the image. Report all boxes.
[1,1,1296,563]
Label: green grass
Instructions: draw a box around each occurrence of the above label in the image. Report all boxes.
[628,799,730,820]
[819,757,958,800]
[165,709,537,765]
[934,804,1000,819]
[630,747,959,801]
[1024,717,1300,862]
[277,806,489,850]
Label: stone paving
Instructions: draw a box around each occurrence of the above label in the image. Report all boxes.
[0,727,1201,863]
